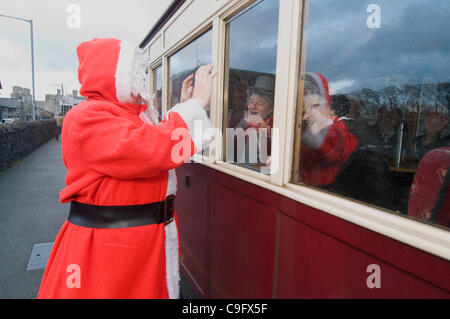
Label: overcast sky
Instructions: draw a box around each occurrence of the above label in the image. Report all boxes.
[304,0,450,95]
[0,0,171,100]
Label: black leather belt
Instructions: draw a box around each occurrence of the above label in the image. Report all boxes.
[68,195,175,229]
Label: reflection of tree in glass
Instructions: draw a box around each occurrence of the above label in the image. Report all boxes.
[339,81,450,156]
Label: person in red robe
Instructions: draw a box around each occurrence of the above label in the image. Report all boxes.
[299,73,358,186]
[37,38,215,299]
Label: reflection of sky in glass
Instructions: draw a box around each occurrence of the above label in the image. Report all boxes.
[169,29,212,105]
[304,0,450,95]
[169,29,212,77]
[228,0,279,74]
[154,64,162,116]
[156,65,162,92]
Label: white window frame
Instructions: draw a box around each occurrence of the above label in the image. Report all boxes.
[142,0,450,261]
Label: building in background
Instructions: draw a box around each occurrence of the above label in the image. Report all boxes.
[0,97,22,121]
[8,86,45,121]
[0,86,86,121]
[45,89,85,116]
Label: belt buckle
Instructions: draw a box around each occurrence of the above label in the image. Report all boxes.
[164,195,175,225]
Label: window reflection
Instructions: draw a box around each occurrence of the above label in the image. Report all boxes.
[154,65,162,120]
[168,29,212,107]
[299,73,358,186]
[293,0,450,228]
[224,0,279,174]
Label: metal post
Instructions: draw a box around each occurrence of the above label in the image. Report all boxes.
[30,19,36,120]
[0,14,36,120]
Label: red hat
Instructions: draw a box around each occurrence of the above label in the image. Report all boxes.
[77,38,138,103]
[305,72,331,108]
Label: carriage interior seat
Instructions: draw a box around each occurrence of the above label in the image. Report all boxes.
[408,147,450,228]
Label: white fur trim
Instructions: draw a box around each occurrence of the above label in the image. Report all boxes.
[168,99,214,152]
[166,169,177,196]
[115,40,135,103]
[164,221,180,299]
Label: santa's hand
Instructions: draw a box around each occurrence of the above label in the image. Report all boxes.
[180,74,194,103]
[193,64,217,107]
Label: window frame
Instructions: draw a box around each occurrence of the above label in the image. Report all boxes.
[285,0,450,258]
[142,0,450,261]
[149,62,163,118]
[166,24,215,162]
[215,0,285,181]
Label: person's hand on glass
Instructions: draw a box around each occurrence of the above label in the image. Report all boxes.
[180,74,194,103]
[245,113,265,127]
[192,64,217,108]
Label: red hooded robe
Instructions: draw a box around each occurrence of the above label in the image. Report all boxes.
[37,38,212,299]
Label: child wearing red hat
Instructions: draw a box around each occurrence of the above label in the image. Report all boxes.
[299,73,358,186]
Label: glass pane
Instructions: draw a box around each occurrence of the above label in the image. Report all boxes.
[293,0,450,228]
[168,29,212,108]
[223,0,279,174]
[154,65,162,121]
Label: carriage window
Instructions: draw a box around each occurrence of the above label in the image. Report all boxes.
[168,29,212,108]
[154,64,163,120]
[292,0,450,229]
[223,0,279,174]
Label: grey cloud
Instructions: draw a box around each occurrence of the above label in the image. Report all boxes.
[228,0,279,74]
[304,0,450,94]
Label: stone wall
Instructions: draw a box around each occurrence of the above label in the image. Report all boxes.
[0,120,57,172]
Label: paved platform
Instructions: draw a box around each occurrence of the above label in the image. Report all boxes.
[0,138,197,299]
[0,138,68,299]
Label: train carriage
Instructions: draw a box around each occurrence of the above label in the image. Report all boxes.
[140,0,450,298]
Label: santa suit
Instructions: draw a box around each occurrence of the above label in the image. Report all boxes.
[299,73,358,186]
[300,117,358,186]
[37,38,212,299]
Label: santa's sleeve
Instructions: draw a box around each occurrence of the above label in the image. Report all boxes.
[166,98,214,152]
[72,99,213,179]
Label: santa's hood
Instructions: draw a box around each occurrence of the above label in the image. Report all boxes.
[77,38,141,104]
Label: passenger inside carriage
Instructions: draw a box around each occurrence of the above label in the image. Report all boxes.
[310,94,397,210]
[227,75,275,168]
[298,72,358,186]
[233,75,274,132]
[412,108,450,158]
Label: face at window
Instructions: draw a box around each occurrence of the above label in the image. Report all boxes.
[302,94,332,126]
[247,93,272,120]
